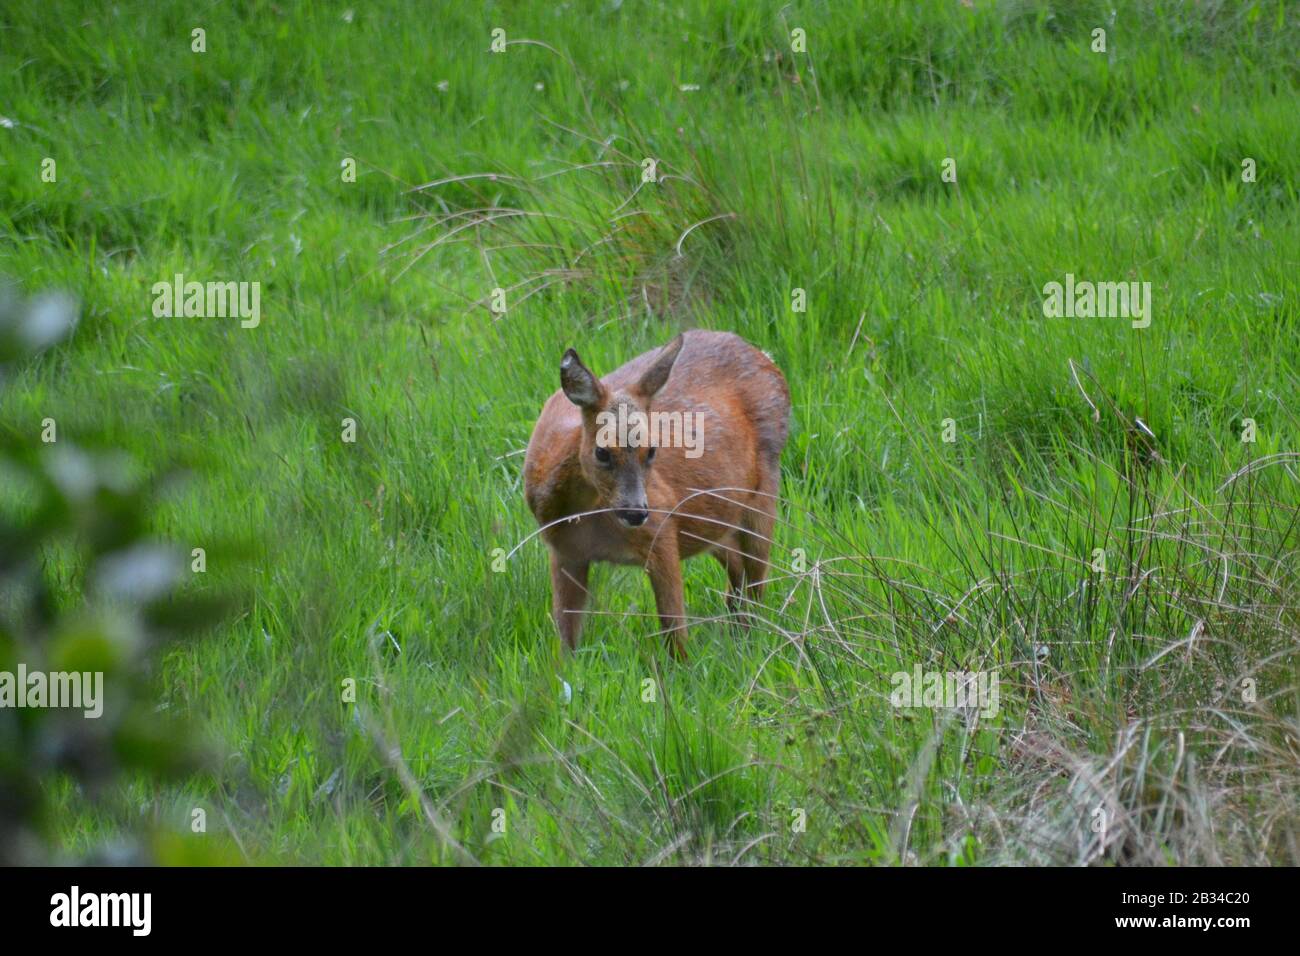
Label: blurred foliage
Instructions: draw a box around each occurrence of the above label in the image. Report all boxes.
[0,283,241,865]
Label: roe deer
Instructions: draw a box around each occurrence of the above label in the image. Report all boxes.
[523,330,790,659]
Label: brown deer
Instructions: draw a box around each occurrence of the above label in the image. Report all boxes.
[523,330,790,659]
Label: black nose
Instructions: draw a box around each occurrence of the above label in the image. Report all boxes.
[618,509,649,526]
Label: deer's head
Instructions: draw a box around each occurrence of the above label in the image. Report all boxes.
[559,335,684,527]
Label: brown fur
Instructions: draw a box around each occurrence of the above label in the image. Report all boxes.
[523,330,791,659]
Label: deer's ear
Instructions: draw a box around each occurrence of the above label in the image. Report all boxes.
[560,348,603,408]
[637,334,684,398]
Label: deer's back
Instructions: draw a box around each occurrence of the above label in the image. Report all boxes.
[524,330,790,524]
[605,330,790,465]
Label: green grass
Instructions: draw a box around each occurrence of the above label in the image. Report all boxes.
[2,0,1298,864]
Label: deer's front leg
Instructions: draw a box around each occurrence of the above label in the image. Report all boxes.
[549,551,590,651]
[646,533,688,660]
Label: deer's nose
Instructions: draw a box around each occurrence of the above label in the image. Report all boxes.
[617,508,649,527]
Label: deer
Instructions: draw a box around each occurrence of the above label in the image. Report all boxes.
[523,330,790,660]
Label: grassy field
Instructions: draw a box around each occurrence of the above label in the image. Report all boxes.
[2,0,1298,865]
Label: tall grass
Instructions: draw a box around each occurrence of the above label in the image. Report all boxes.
[0,0,1296,864]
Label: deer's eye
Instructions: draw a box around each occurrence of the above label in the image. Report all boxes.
[645,446,656,463]
[594,445,612,465]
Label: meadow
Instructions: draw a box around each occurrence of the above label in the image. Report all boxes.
[1,0,1297,865]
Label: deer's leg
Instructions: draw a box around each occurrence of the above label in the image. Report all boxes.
[713,539,757,636]
[549,551,590,651]
[713,539,747,615]
[739,472,779,604]
[646,534,688,660]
